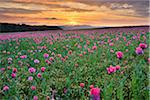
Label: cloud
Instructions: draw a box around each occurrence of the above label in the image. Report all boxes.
[42,17,60,20]
[0,0,149,26]
[67,0,149,17]
[0,2,50,10]
[0,0,149,17]
[110,3,133,9]
[0,8,41,14]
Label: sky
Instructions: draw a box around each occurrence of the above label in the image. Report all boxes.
[0,0,149,26]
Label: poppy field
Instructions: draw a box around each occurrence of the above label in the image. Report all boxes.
[0,27,149,100]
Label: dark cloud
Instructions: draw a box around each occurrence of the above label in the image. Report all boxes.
[0,13,60,21]
[62,8,95,12]
[129,1,149,17]
[43,17,60,20]
[0,1,95,13]
[0,8,41,14]
[70,0,149,17]
[0,13,25,21]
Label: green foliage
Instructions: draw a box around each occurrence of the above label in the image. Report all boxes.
[0,31,149,99]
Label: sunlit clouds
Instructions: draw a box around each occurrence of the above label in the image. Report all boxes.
[0,0,149,26]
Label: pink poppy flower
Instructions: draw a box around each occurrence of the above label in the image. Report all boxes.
[86,40,90,45]
[79,54,83,57]
[57,54,62,58]
[110,49,114,53]
[90,87,100,96]
[120,71,124,74]
[132,36,137,39]
[125,49,128,52]
[65,56,68,59]
[34,59,40,64]
[90,85,94,89]
[49,57,54,61]
[42,46,47,49]
[33,96,38,100]
[68,50,72,55]
[31,86,36,90]
[46,96,50,100]
[43,53,49,58]
[135,47,144,54]
[75,63,78,67]
[37,73,42,78]
[116,65,120,70]
[28,76,33,81]
[63,88,67,94]
[61,58,66,62]
[109,43,114,46]
[8,57,13,61]
[107,65,116,74]
[13,68,17,73]
[3,86,9,91]
[148,58,150,64]
[7,66,11,70]
[84,45,87,49]
[53,48,56,50]
[90,87,100,100]
[41,67,46,72]
[92,46,97,50]
[47,61,51,65]
[80,83,85,88]
[77,45,82,49]
[50,41,53,45]
[20,55,27,59]
[83,51,87,55]
[28,67,36,73]
[45,59,49,63]
[139,43,147,49]
[11,73,16,78]
[116,51,123,59]
[123,37,126,41]
[0,68,5,71]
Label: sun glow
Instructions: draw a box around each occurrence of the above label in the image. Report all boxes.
[69,20,78,25]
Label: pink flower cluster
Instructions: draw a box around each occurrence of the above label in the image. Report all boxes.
[79,83,101,99]
[45,57,54,65]
[11,68,17,78]
[106,65,120,74]
[135,43,147,55]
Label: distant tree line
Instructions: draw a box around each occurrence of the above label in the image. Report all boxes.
[0,23,62,33]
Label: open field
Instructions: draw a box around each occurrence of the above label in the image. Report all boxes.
[0,27,149,99]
